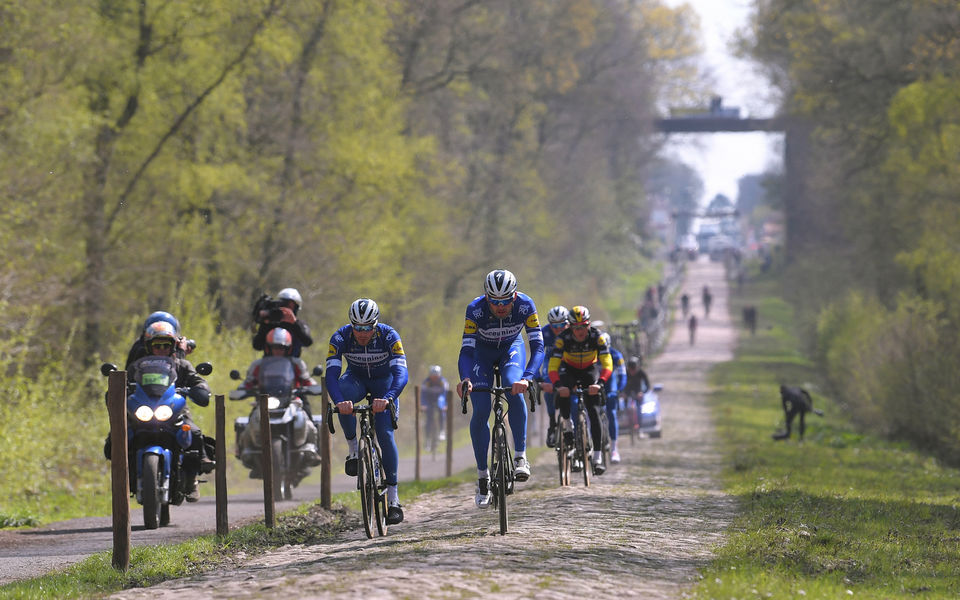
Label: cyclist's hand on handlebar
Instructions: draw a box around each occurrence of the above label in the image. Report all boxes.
[457,379,472,399]
[588,384,602,395]
[557,386,570,397]
[372,398,388,413]
[540,382,554,394]
[336,400,354,416]
[511,379,529,396]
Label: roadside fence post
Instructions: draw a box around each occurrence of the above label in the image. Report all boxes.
[108,370,130,572]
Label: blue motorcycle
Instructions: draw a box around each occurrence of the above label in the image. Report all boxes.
[101,357,213,529]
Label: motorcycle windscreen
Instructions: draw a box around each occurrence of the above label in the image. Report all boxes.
[257,356,296,397]
[132,356,179,397]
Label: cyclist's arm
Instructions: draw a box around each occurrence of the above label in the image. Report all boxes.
[324,333,347,404]
[520,309,544,381]
[457,315,479,382]
[383,329,408,402]
[547,338,564,385]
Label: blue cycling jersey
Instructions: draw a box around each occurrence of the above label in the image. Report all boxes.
[457,292,544,381]
[325,323,409,404]
[538,324,561,381]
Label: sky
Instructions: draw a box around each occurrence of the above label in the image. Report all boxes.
[661,0,783,207]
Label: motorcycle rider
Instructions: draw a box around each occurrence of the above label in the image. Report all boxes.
[126,321,212,502]
[236,327,322,473]
[252,288,313,358]
[125,311,193,369]
[326,298,408,525]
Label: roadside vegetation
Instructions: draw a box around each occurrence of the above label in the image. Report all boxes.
[0,471,475,600]
[690,267,960,599]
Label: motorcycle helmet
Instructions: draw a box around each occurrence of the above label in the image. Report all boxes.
[546,305,569,324]
[265,327,293,355]
[483,269,517,300]
[569,305,591,325]
[143,311,180,335]
[627,356,642,369]
[349,298,379,328]
[143,321,178,354]
[277,288,302,312]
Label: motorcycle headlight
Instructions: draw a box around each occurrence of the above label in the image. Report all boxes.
[154,405,174,421]
[134,406,154,421]
[267,396,281,410]
[641,401,657,415]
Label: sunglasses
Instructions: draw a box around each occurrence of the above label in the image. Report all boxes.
[571,324,590,330]
[549,323,567,329]
[487,296,514,307]
[353,324,376,332]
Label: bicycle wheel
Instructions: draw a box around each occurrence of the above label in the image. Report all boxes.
[493,425,509,535]
[358,438,376,539]
[577,410,591,487]
[373,444,387,537]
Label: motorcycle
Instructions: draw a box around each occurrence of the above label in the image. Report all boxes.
[637,383,665,438]
[100,358,214,530]
[229,358,323,501]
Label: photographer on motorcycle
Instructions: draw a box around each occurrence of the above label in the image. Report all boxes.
[252,288,313,358]
[127,321,212,502]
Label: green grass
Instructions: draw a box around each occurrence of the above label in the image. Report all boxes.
[689,272,960,599]
[0,469,479,600]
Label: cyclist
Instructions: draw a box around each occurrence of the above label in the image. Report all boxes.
[420,365,449,451]
[537,305,569,448]
[456,269,544,508]
[548,305,613,475]
[593,322,627,465]
[325,298,408,525]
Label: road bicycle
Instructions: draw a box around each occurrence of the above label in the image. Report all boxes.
[566,382,607,486]
[328,394,397,539]
[461,365,539,535]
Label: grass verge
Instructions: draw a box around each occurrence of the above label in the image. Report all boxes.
[0,470,477,600]
[689,272,960,599]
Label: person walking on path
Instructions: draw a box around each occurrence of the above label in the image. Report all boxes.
[688,314,698,346]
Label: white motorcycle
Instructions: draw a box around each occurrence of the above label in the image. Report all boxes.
[229,357,323,500]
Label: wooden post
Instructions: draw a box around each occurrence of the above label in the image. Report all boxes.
[414,385,421,482]
[214,394,228,538]
[108,370,130,572]
[258,394,275,528]
[320,386,331,510]
[445,387,454,477]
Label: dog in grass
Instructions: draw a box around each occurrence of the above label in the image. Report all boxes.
[772,385,824,441]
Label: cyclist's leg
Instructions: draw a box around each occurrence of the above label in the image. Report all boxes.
[468,353,495,472]
[336,370,369,441]
[500,338,528,454]
[606,392,619,443]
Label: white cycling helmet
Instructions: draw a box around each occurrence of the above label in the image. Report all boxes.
[349,298,380,326]
[484,269,517,299]
[277,288,302,310]
[547,305,569,324]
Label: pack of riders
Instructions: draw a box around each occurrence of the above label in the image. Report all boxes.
[105,274,661,523]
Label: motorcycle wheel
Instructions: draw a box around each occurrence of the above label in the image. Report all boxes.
[142,454,162,530]
[271,439,284,504]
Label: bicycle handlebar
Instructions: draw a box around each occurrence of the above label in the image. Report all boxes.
[461,379,540,413]
[326,397,399,434]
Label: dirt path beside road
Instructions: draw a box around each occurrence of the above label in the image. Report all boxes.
[111,258,738,600]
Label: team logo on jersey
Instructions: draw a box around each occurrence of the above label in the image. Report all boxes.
[327,343,338,357]
[518,303,530,316]
[391,340,405,355]
[525,313,540,328]
[555,338,565,350]
[464,319,478,335]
